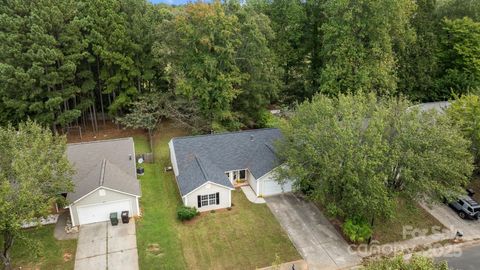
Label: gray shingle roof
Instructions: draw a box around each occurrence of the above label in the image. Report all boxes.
[66,138,141,202]
[170,128,283,196]
[417,101,451,113]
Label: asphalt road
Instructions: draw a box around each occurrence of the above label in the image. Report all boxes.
[436,245,480,270]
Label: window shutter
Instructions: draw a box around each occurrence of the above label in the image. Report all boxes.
[197,195,201,208]
[216,192,220,205]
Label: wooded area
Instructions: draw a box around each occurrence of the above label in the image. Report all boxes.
[1,0,479,132]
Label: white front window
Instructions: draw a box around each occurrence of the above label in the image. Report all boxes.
[201,195,208,206]
[208,194,216,205]
[201,193,217,207]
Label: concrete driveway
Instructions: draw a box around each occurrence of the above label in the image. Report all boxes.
[422,203,480,241]
[74,221,138,270]
[265,193,361,270]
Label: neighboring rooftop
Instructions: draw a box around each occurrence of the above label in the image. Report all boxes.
[417,101,451,113]
[66,138,140,202]
[170,128,283,196]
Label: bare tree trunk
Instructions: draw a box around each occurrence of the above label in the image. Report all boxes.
[148,129,154,157]
[89,105,96,136]
[99,90,106,127]
[82,109,87,131]
[90,93,98,133]
[112,90,120,130]
[74,96,79,127]
[1,231,14,270]
[97,59,106,127]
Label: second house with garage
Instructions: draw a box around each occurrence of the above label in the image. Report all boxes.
[66,138,141,226]
[168,128,293,212]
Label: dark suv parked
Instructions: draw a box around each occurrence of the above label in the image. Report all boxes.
[448,196,480,219]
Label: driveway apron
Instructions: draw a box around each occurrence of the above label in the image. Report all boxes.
[265,193,361,270]
[74,221,138,270]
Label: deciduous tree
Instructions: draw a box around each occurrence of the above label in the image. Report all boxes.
[447,94,480,168]
[0,121,73,270]
[277,92,473,223]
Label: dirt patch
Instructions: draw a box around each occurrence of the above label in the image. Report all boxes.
[147,243,164,257]
[64,122,147,143]
[63,252,73,262]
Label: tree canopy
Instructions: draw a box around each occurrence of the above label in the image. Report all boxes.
[447,93,480,168]
[277,92,473,222]
[0,121,74,270]
[365,255,448,270]
[2,0,480,133]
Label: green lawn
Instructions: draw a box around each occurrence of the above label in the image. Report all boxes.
[3,225,77,269]
[135,123,300,270]
[372,198,444,244]
[178,190,300,270]
[133,135,151,155]
[135,126,188,270]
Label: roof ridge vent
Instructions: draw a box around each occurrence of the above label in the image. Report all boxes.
[99,159,107,186]
[264,143,276,154]
[194,155,209,182]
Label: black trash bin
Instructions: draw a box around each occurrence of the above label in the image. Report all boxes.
[121,211,129,224]
[110,212,118,226]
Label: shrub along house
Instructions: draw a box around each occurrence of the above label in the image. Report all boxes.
[168,128,293,212]
[66,138,141,226]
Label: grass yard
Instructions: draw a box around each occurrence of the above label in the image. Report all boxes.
[135,125,188,270]
[372,198,444,244]
[178,190,300,270]
[133,134,150,155]
[135,123,300,270]
[2,225,77,269]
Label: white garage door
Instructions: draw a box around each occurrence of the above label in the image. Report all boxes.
[77,200,132,225]
[262,178,293,196]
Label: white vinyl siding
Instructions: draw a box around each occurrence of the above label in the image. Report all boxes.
[168,140,179,176]
[184,182,231,212]
[247,170,258,195]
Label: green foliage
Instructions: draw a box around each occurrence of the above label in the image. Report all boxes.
[117,92,167,132]
[2,0,480,131]
[447,94,480,167]
[0,0,158,130]
[396,0,440,101]
[319,0,415,95]
[0,121,74,268]
[437,17,480,96]
[176,206,199,221]
[154,1,279,131]
[365,255,449,270]
[342,217,372,243]
[277,92,474,222]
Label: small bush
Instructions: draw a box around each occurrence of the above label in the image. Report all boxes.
[342,217,372,244]
[177,206,198,221]
[210,210,216,213]
[325,203,343,218]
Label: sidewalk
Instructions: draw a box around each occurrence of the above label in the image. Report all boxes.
[357,202,480,259]
[241,186,266,204]
[258,259,308,270]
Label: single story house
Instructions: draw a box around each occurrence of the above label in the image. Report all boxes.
[168,128,293,212]
[66,138,141,226]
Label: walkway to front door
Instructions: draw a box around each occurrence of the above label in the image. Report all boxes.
[74,221,138,270]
